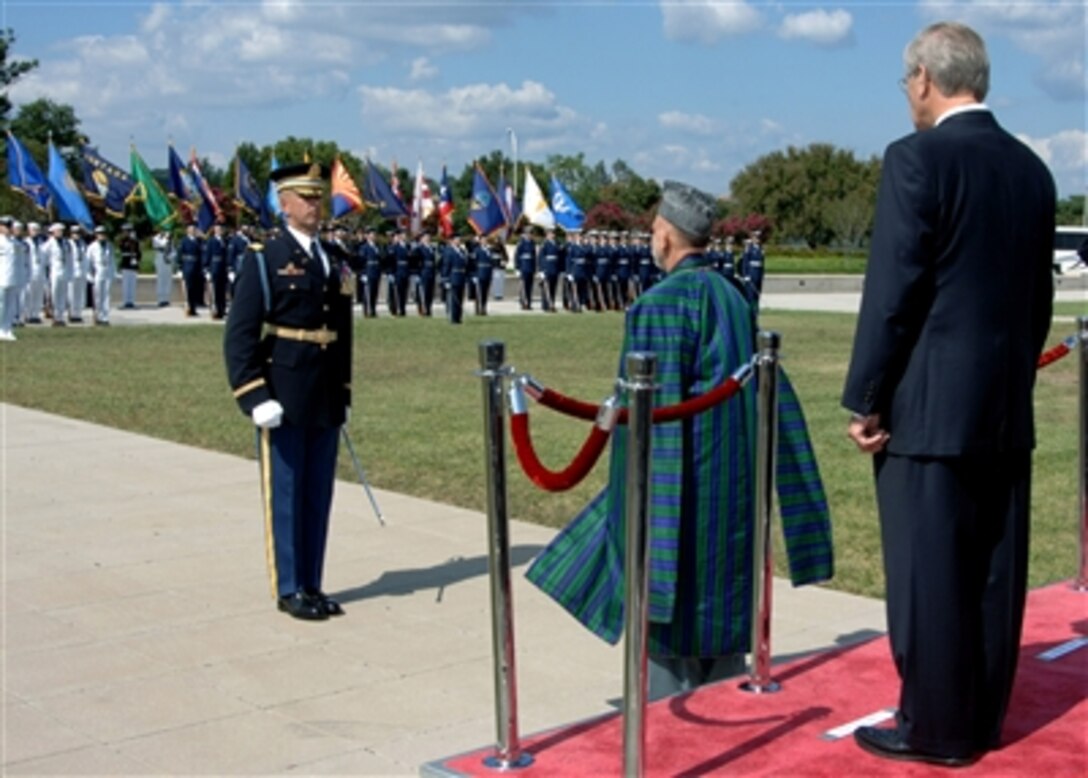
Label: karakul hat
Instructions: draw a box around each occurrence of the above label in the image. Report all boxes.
[658,180,715,242]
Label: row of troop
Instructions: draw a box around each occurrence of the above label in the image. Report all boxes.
[326,224,766,323]
[0,219,142,337]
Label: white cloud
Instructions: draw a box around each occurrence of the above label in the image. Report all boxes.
[659,111,718,135]
[661,1,763,44]
[778,9,854,47]
[358,81,583,141]
[1017,129,1088,197]
[920,0,1086,101]
[410,57,439,82]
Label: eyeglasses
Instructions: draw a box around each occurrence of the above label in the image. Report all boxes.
[898,67,920,93]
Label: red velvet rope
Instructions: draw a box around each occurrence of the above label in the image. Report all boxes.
[1037,335,1077,369]
[535,376,744,425]
[510,412,611,492]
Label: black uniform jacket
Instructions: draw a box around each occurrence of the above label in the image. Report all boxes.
[842,111,1054,456]
[224,232,353,428]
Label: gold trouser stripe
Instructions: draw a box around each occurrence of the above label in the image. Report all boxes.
[259,427,278,599]
[234,378,266,398]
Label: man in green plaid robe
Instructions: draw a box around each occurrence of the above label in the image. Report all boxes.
[526,181,833,698]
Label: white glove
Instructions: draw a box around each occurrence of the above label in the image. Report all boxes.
[251,400,284,429]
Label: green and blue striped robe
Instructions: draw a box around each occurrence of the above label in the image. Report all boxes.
[525,254,833,657]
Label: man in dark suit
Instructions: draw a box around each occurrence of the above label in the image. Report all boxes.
[842,22,1055,767]
[224,162,355,622]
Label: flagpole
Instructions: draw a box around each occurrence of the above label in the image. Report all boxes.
[505,128,518,199]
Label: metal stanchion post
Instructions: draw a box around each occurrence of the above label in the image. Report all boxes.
[622,353,656,778]
[1075,317,1088,592]
[741,331,782,694]
[477,341,533,770]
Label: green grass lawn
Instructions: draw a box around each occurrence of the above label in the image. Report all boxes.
[1053,301,1086,319]
[0,310,1079,598]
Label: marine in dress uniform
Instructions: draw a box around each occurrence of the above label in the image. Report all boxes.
[223,163,354,621]
[117,224,141,309]
[472,236,494,315]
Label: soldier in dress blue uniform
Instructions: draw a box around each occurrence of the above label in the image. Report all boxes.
[740,230,765,302]
[179,223,204,317]
[203,224,229,319]
[614,231,633,309]
[594,231,616,311]
[357,228,382,317]
[441,233,469,324]
[473,235,494,315]
[223,163,354,622]
[538,228,561,312]
[721,235,736,279]
[387,230,410,316]
[635,231,654,296]
[414,232,438,316]
[514,228,536,310]
[565,231,587,312]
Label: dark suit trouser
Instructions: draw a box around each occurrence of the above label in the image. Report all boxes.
[257,423,338,598]
[874,450,1030,758]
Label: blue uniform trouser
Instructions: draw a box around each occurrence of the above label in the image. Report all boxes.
[447,276,465,323]
[363,268,381,315]
[518,270,534,308]
[475,272,492,314]
[210,261,228,316]
[256,422,338,598]
[181,259,203,313]
[420,269,436,315]
[541,271,559,310]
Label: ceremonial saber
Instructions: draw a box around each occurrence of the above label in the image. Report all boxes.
[340,426,385,526]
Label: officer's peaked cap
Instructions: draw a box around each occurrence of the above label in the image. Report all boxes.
[272,163,329,196]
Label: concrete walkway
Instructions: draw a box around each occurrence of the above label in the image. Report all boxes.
[2,403,886,776]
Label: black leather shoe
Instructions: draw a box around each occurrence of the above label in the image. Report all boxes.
[854,726,978,768]
[277,592,328,621]
[304,588,345,617]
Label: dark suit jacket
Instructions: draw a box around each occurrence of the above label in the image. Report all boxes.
[842,110,1055,456]
[224,232,353,428]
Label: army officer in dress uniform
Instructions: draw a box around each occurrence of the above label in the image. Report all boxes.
[223,163,355,622]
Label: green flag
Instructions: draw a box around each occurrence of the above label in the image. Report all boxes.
[130,145,176,228]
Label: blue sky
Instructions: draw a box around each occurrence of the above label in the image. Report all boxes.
[4,1,1085,198]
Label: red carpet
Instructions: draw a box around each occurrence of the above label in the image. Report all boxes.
[428,582,1087,776]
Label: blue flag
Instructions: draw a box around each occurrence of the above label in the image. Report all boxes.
[363,159,409,220]
[167,144,202,222]
[81,145,136,217]
[47,140,93,228]
[468,165,507,237]
[262,152,280,225]
[549,175,585,231]
[234,154,263,214]
[6,131,50,210]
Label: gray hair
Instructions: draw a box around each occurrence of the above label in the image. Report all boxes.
[905,21,989,100]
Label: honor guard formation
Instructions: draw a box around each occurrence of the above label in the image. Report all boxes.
[0,212,772,339]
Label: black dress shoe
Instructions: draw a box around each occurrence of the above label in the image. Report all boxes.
[277,592,328,621]
[304,588,345,617]
[853,726,978,768]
